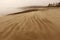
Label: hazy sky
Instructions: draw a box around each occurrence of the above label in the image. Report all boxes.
[0,0,60,16]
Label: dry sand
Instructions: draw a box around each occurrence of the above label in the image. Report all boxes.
[0,7,60,40]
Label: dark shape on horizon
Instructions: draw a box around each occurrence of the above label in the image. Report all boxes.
[48,2,60,7]
[56,2,60,7]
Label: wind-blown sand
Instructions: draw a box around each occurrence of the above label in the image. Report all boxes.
[0,7,60,40]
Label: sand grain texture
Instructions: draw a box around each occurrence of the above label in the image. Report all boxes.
[0,8,60,40]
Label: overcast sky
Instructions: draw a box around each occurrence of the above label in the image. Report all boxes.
[0,0,60,16]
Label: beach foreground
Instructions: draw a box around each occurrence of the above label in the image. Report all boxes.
[0,7,60,40]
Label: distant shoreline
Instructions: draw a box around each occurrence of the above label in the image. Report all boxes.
[8,6,60,15]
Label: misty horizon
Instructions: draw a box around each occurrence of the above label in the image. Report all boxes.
[0,0,60,16]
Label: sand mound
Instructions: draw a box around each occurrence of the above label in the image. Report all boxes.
[0,8,60,40]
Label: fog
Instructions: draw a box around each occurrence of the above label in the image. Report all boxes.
[0,0,60,16]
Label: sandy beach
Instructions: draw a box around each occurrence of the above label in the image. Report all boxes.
[0,7,60,40]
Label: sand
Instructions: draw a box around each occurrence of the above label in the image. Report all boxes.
[0,7,60,40]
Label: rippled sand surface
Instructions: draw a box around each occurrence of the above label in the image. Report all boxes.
[0,7,60,40]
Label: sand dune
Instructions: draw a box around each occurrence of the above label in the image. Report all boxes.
[0,7,60,40]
